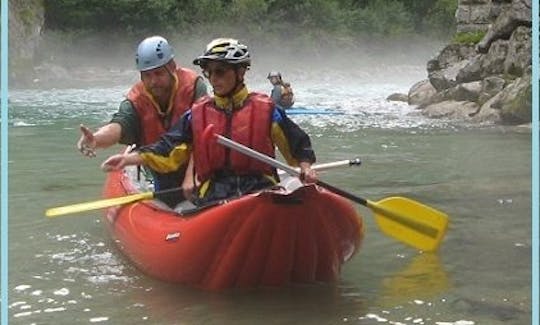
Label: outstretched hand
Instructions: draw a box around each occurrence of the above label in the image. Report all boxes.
[77,124,97,157]
[101,154,127,172]
[101,152,143,172]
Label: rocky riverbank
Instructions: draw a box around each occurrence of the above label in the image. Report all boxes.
[388,0,532,125]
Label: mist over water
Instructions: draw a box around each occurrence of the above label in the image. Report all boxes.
[7,38,532,324]
[12,36,449,130]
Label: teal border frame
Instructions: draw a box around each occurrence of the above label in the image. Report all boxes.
[532,0,539,324]
[0,2,536,325]
[1,0,9,324]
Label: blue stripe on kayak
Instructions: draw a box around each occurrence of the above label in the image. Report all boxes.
[285,108,344,115]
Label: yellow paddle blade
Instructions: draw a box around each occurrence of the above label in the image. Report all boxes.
[45,192,154,218]
[367,197,448,252]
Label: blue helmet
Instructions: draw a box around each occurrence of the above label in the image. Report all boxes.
[135,36,174,71]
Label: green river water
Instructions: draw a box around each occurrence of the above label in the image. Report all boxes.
[4,65,533,324]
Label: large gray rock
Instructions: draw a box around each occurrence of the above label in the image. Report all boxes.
[428,44,477,71]
[386,93,408,102]
[471,95,503,124]
[478,39,509,76]
[429,81,483,104]
[421,100,479,120]
[476,0,532,53]
[478,76,506,104]
[457,39,508,83]
[488,0,513,20]
[472,67,531,124]
[408,79,437,106]
[497,68,532,123]
[430,60,472,91]
[428,44,476,91]
[456,3,492,27]
[454,81,483,101]
[503,26,532,76]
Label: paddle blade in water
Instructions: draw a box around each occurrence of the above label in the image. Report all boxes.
[45,192,154,217]
[367,197,448,252]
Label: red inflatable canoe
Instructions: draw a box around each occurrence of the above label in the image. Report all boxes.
[102,167,364,291]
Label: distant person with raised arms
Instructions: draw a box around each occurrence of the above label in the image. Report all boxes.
[101,38,317,205]
[77,35,208,207]
[267,71,295,110]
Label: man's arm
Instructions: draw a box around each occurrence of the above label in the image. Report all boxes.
[101,151,144,172]
[77,123,122,157]
[77,100,140,157]
[271,108,316,166]
[270,108,317,183]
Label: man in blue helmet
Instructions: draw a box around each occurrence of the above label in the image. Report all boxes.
[77,35,208,207]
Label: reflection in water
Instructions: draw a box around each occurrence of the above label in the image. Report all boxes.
[113,280,367,324]
[378,253,450,307]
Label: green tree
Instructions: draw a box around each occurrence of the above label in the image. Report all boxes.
[348,0,414,37]
[42,0,458,41]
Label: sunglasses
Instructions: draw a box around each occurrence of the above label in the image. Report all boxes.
[202,65,233,79]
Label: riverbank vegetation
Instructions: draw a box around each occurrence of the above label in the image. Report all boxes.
[10,0,458,87]
[44,0,457,43]
[452,31,487,45]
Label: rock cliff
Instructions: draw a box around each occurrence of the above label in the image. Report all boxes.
[402,0,532,125]
[8,0,44,84]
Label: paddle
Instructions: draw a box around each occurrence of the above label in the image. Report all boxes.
[46,187,176,218]
[45,158,362,218]
[278,157,361,175]
[213,134,448,252]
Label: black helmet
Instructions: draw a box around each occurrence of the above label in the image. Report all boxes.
[193,38,251,67]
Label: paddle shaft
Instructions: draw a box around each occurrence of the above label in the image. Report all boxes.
[217,135,368,206]
[277,158,361,176]
[154,158,363,204]
[45,156,360,217]
[154,157,361,200]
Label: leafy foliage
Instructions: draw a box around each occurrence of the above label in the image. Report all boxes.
[452,31,486,45]
[347,0,413,37]
[43,0,457,40]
